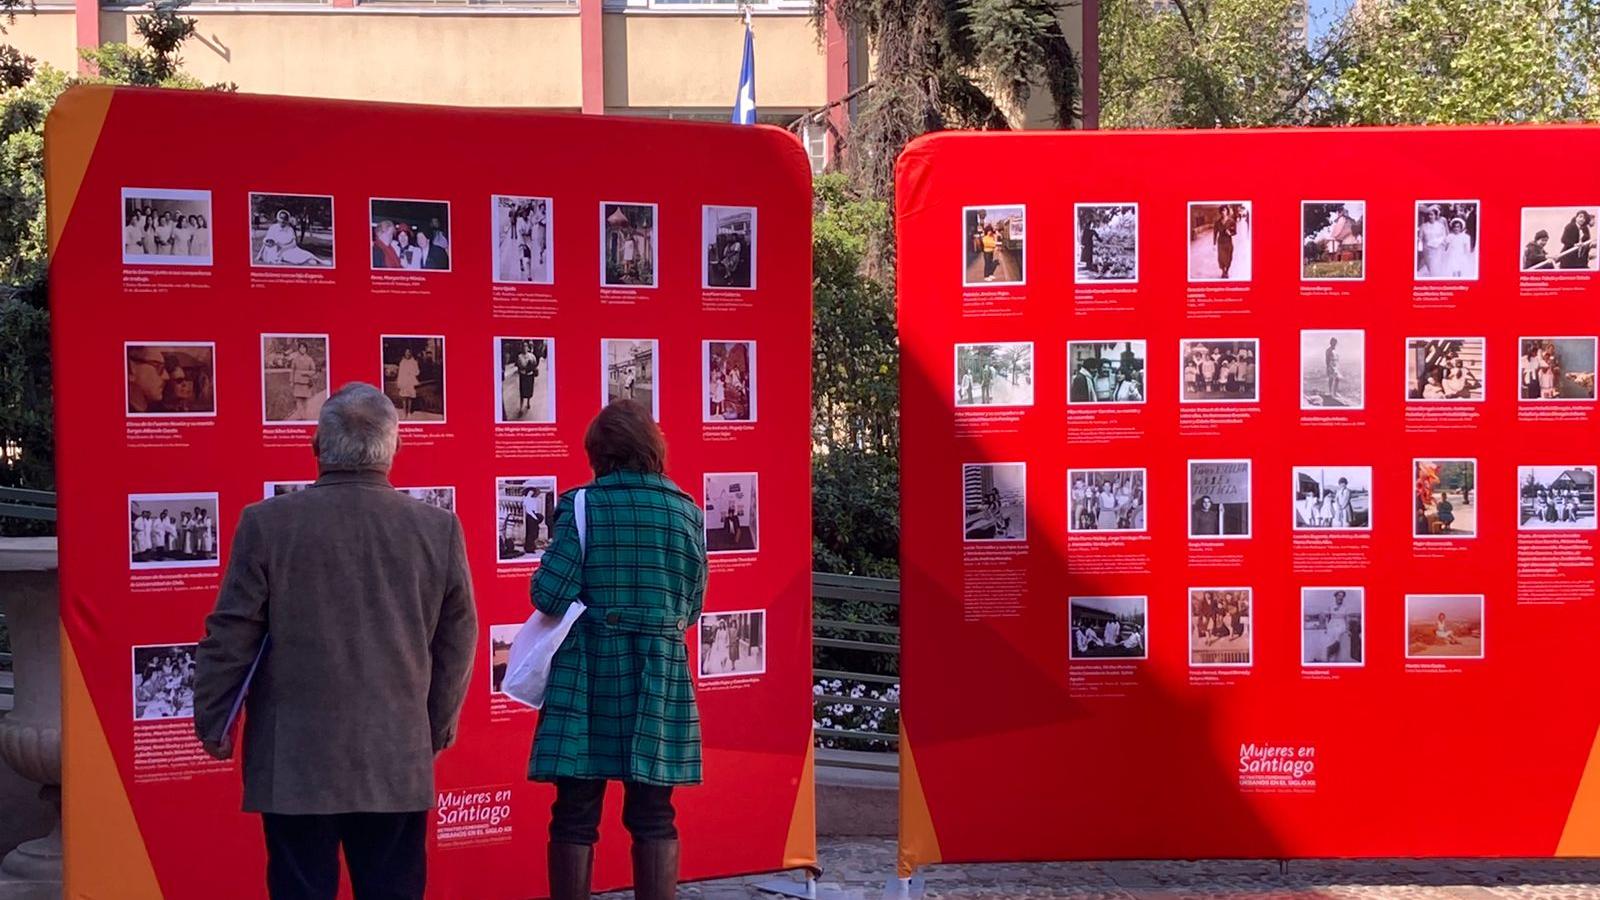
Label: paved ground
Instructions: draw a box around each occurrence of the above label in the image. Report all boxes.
[600,837,1600,899]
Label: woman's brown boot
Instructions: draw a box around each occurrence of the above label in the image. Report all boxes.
[547,842,593,900]
[630,839,680,900]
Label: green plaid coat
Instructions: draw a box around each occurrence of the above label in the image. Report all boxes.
[528,471,707,785]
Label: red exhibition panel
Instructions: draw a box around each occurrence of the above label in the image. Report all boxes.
[46,86,815,899]
[896,128,1600,871]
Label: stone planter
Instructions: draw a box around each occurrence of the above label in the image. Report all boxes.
[0,537,61,899]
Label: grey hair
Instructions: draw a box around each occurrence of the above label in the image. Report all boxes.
[315,382,399,470]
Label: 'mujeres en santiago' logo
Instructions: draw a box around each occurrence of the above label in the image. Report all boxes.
[1239,742,1317,791]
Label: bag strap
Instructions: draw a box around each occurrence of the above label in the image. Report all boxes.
[574,489,588,559]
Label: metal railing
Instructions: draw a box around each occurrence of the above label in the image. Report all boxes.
[0,488,56,523]
[812,572,899,770]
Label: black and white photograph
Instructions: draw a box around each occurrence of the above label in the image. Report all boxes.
[1518,465,1597,531]
[132,644,197,720]
[262,334,329,425]
[955,342,1033,407]
[1180,339,1257,403]
[122,188,212,266]
[129,492,219,570]
[963,204,1025,286]
[602,202,658,287]
[396,486,456,514]
[493,195,553,284]
[1069,596,1147,661]
[1415,200,1479,280]
[1406,337,1484,402]
[496,337,554,424]
[1188,201,1252,282]
[1189,459,1251,539]
[705,473,759,554]
[1521,206,1596,272]
[1302,201,1365,280]
[603,338,659,420]
[370,198,451,271]
[698,610,766,678]
[1292,466,1372,531]
[1189,588,1251,667]
[127,341,216,417]
[703,205,756,290]
[1068,340,1145,404]
[381,335,446,423]
[1415,458,1478,538]
[1302,588,1364,667]
[1520,337,1597,401]
[704,340,756,422]
[249,193,334,268]
[263,481,311,499]
[489,624,520,695]
[1300,329,1365,410]
[963,462,1025,542]
[1074,203,1137,283]
[1068,468,1146,533]
[496,476,557,563]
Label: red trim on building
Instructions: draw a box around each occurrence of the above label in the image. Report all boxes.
[824,6,848,163]
[580,0,605,115]
[75,0,99,74]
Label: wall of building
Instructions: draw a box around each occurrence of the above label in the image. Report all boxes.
[4,9,80,74]
[602,12,825,110]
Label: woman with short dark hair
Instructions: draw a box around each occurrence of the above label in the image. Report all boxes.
[530,399,707,900]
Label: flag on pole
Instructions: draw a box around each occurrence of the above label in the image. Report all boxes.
[731,12,756,125]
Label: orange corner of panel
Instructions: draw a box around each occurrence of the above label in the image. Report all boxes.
[781,742,819,871]
[44,84,117,256]
[1558,723,1600,856]
[61,624,164,899]
[896,719,941,879]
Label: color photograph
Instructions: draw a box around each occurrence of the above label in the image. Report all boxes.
[126,341,216,417]
[1069,596,1147,660]
[132,644,197,720]
[1518,466,1597,531]
[262,334,329,425]
[488,624,521,695]
[1188,201,1252,282]
[496,476,557,563]
[1300,329,1365,410]
[1074,203,1137,283]
[1189,460,1250,539]
[1520,337,1597,401]
[1520,206,1596,272]
[1302,588,1364,667]
[1301,201,1365,280]
[370,198,451,271]
[1406,594,1484,659]
[1406,337,1484,402]
[495,337,554,424]
[1415,459,1477,538]
[249,193,334,268]
[381,335,446,422]
[963,462,1025,542]
[1180,339,1258,403]
[602,338,659,419]
[699,610,766,678]
[1415,200,1479,280]
[1189,588,1251,667]
[955,343,1033,407]
[1068,340,1145,404]
[602,202,658,287]
[493,195,553,284]
[703,205,756,289]
[122,188,212,266]
[1292,466,1372,531]
[129,492,219,570]
[704,340,756,422]
[1068,468,1146,533]
[963,205,1025,286]
[705,473,758,554]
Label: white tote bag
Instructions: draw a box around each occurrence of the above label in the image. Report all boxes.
[501,489,588,709]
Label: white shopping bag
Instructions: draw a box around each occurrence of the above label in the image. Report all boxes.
[502,489,588,709]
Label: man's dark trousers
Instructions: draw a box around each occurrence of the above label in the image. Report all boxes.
[262,811,427,900]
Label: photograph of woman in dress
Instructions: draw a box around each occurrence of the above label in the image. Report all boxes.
[263,335,329,424]
[1188,202,1251,282]
[494,195,553,284]
[496,337,554,424]
[962,205,1025,286]
[250,194,334,267]
[698,611,766,677]
[381,335,446,422]
[1416,201,1479,280]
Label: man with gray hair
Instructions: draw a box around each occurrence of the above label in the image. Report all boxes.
[194,381,477,900]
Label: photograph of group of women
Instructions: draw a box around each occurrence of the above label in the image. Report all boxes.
[1292,466,1371,531]
[1069,596,1147,660]
[1405,337,1484,402]
[129,492,219,570]
[1415,200,1479,280]
[1189,588,1252,667]
[704,340,756,422]
[493,195,552,284]
[955,342,1034,407]
[250,193,333,267]
[122,188,212,266]
[698,610,767,678]
[126,342,217,417]
[962,462,1026,542]
[370,198,451,271]
[132,644,198,720]
[496,476,557,563]
[1301,201,1365,280]
[1180,339,1257,403]
[1299,329,1364,410]
[1068,340,1144,404]
[1414,458,1477,538]
[495,337,554,424]
[1517,465,1597,531]
[1068,468,1146,533]
[1405,594,1484,659]
[704,473,759,554]
[1520,337,1597,401]
[962,205,1026,286]
[262,334,329,424]
[1521,206,1596,272]
[1302,588,1363,667]
[1188,460,1252,539]
[1074,204,1137,283]
[381,335,447,422]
